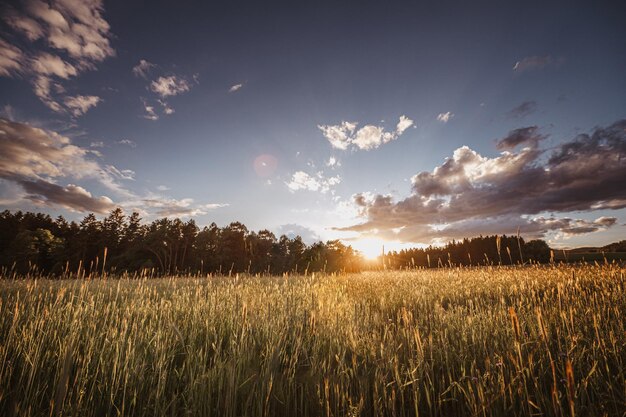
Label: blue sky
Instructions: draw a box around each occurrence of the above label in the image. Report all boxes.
[1,0,625,257]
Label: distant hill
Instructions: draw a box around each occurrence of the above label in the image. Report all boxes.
[601,240,626,252]
[553,240,626,262]
[558,240,626,254]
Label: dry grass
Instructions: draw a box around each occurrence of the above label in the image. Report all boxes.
[0,264,624,416]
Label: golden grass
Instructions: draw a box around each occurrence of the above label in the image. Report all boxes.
[0,264,624,416]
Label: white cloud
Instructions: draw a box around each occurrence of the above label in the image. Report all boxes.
[132,59,154,78]
[0,39,24,76]
[436,111,453,123]
[90,141,104,148]
[326,156,341,167]
[63,95,101,116]
[286,171,341,193]
[157,99,174,115]
[229,83,243,92]
[1,0,115,111]
[396,115,413,134]
[318,121,356,150]
[142,197,228,217]
[150,75,191,98]
[117,139,136,148]
[319,116,413,151]
[142,102,158,121]
[30,52,77,79]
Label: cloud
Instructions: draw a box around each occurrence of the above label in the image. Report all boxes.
[105,165,135,180]
[0,39,24,76]
[30,52,77,78]
[142,101,158,121]
[436,112,454,123]
[318,121,356,150]
[508,101,537,119]
[142,198,227,217]
[338,119,626,243]
[150,75,191,98]
[496,126,546,150]
[229,83,243,92]
[90,141,104,148]
[117,139,136,148]
[31,76,63,112]
[19,179,114,213]
[513,55,560,72]
[157,99,174,115]
[132,59,154,78]
[275,224,320,244]
[63,95,101,116]
[0,118,229,217]
[319,116,413,151]
[0,118,130,210]
[0,0,114,110]
[286,171,341,193]
[326,156,341,168]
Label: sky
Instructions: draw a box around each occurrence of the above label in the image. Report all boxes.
[0,0,625,258]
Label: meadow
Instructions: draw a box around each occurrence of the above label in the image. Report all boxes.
[0,264,624,416]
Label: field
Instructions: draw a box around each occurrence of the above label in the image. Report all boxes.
[0,265,624,417]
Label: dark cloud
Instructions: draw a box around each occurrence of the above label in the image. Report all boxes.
[339,119,626,242]
[19,179,114,213]
[496,126,546,150]
[507,101,537,119]
[0,118,126,211]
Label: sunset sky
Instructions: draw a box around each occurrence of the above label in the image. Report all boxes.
[1,0,625,257]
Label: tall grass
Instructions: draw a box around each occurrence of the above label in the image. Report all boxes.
[0,265,624,416]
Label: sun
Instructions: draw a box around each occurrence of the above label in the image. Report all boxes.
[349,237,385,260]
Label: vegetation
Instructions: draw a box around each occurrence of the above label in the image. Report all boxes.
[1,210,557,277]
[1,264,624,416]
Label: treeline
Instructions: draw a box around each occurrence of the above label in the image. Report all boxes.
[383,235,551,268]
[0,209,362,276]
[0,209,554,277]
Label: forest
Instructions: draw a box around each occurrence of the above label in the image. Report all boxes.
[0,209,553,276]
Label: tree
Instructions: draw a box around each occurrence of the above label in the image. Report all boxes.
[524,240,551,263]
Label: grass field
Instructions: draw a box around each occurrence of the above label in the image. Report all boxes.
[0,265,624,416]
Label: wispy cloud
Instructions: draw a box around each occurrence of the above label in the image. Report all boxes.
[507,101,537,119]
[117,139,137,148]
[229,83,243,92]
[286,171,340,193]
[513,55,562,72]
[132,59,155,78]
[436,112,453,123]
[142,197,228,217]
[319,115,414,151]
[63,95,101,117]
[150,75,191,98]
[142,100,158,121]
[326,156,341,168]
[338,119,626,242]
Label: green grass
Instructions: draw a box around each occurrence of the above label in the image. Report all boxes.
[1,265,624,416]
